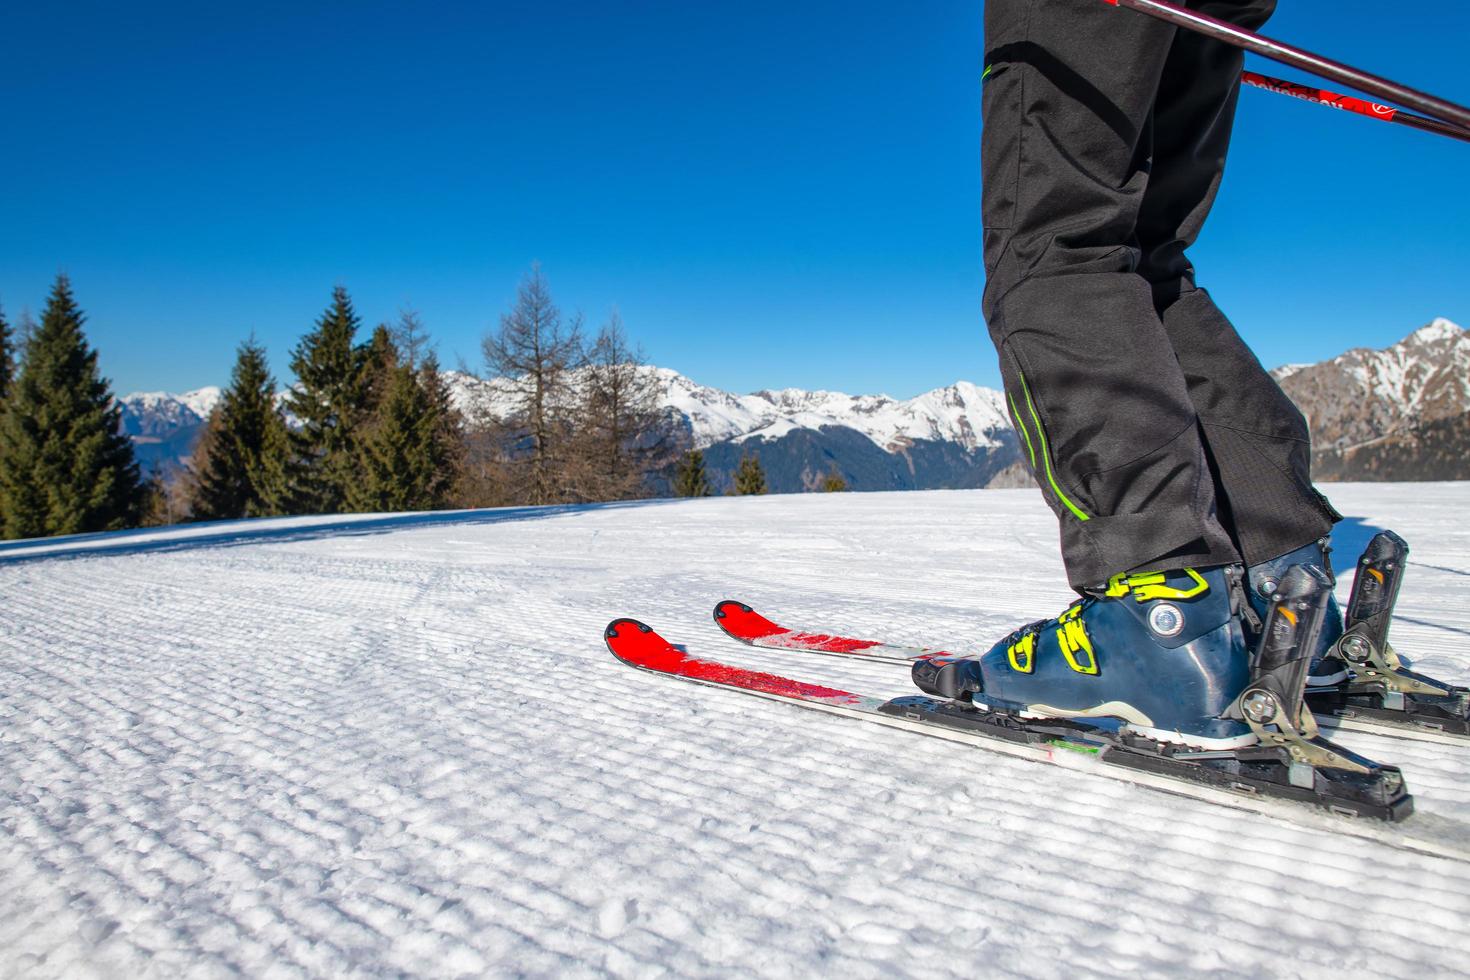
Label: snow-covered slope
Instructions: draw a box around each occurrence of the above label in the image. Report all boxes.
[3,485,1469,976]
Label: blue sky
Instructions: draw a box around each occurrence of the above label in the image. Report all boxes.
[2,1,1467,398]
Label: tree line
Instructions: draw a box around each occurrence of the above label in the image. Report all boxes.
[0,268,792,541]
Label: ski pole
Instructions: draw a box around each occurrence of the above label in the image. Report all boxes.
[1242,71,1470,144]
[1101,0,1470,133]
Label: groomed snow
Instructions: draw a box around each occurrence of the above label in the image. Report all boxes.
[3,484,1470,977]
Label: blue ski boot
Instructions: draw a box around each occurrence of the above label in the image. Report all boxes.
[1245,539,1350,688]
[913,565,1255,748]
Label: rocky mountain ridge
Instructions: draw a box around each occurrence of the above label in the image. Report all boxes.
[117,317,1467,489]
[420,368,1020,493]
[1271,317,1470,451]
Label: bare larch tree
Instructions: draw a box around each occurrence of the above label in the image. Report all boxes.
[481,264,584,504]
[570,310,672,500]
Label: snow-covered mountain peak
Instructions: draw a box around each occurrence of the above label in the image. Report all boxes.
[683,376,1012,452]
[1272,363,1312,381]
[117,388,215,440]
[120,386,222,418]
[124,390,177,408]
[122,364,1017,468]
[178,386,224,419]
[434,365,1014,454]
[1272,315,1470,452]
[1406,317,1464,346]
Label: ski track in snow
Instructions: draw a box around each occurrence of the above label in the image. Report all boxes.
[2,485,1470,978]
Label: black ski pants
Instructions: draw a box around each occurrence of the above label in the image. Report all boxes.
[981,0,1339,591]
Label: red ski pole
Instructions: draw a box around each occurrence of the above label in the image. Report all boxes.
[1242,71,1470,144]
[1101,0,1470,134]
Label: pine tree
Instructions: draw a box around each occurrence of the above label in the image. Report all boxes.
[419,352,465,508]
[191,338,291,520]
[285,286,367,514]
[673,449,713,497]
[482,265,583,505]
[359,323,399,418]
[0,304,14,403]
[0,276,145,538]
[733,452,768,496]
[350,363,437,511]
[0,305,12,539]
[346,309,464,513]
[821,465,848,492]
[349,312,465,513]
[251,408,293,517]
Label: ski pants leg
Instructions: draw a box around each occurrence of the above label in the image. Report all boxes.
[1134,2,1341,567]
[980,0,1338,590]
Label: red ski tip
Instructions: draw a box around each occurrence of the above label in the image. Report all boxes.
[713,599,886,655]
[605,616,864,705]
[605,617,652,640]
[712,599,788,643]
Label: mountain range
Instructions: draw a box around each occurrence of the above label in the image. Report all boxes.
[118,318,1469,491]
[1272,318,1470,481]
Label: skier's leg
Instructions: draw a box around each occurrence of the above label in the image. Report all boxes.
[1134,0,1340,569]
[982,0,1238,592]
[976,0,1291,745]
[971,0,1441,756]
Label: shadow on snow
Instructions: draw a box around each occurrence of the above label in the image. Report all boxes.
[0,498,684,567]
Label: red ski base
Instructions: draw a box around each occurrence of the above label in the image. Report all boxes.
[713,599,949,660]
[604,618,864,705]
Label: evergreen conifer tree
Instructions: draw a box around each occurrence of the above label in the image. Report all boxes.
[359,323,398,418]
[419,352,465,508]
[673,449,712,497]
[350,363,436,511]
[285,286,367,514]
[733,453,768,496]
[191,338,291,520]
[0,304,14,403]
[349,346,466,513]
[0,276,144,538]
[0,305,11,539]
[821,466,848,492]
[252,408,293,517]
